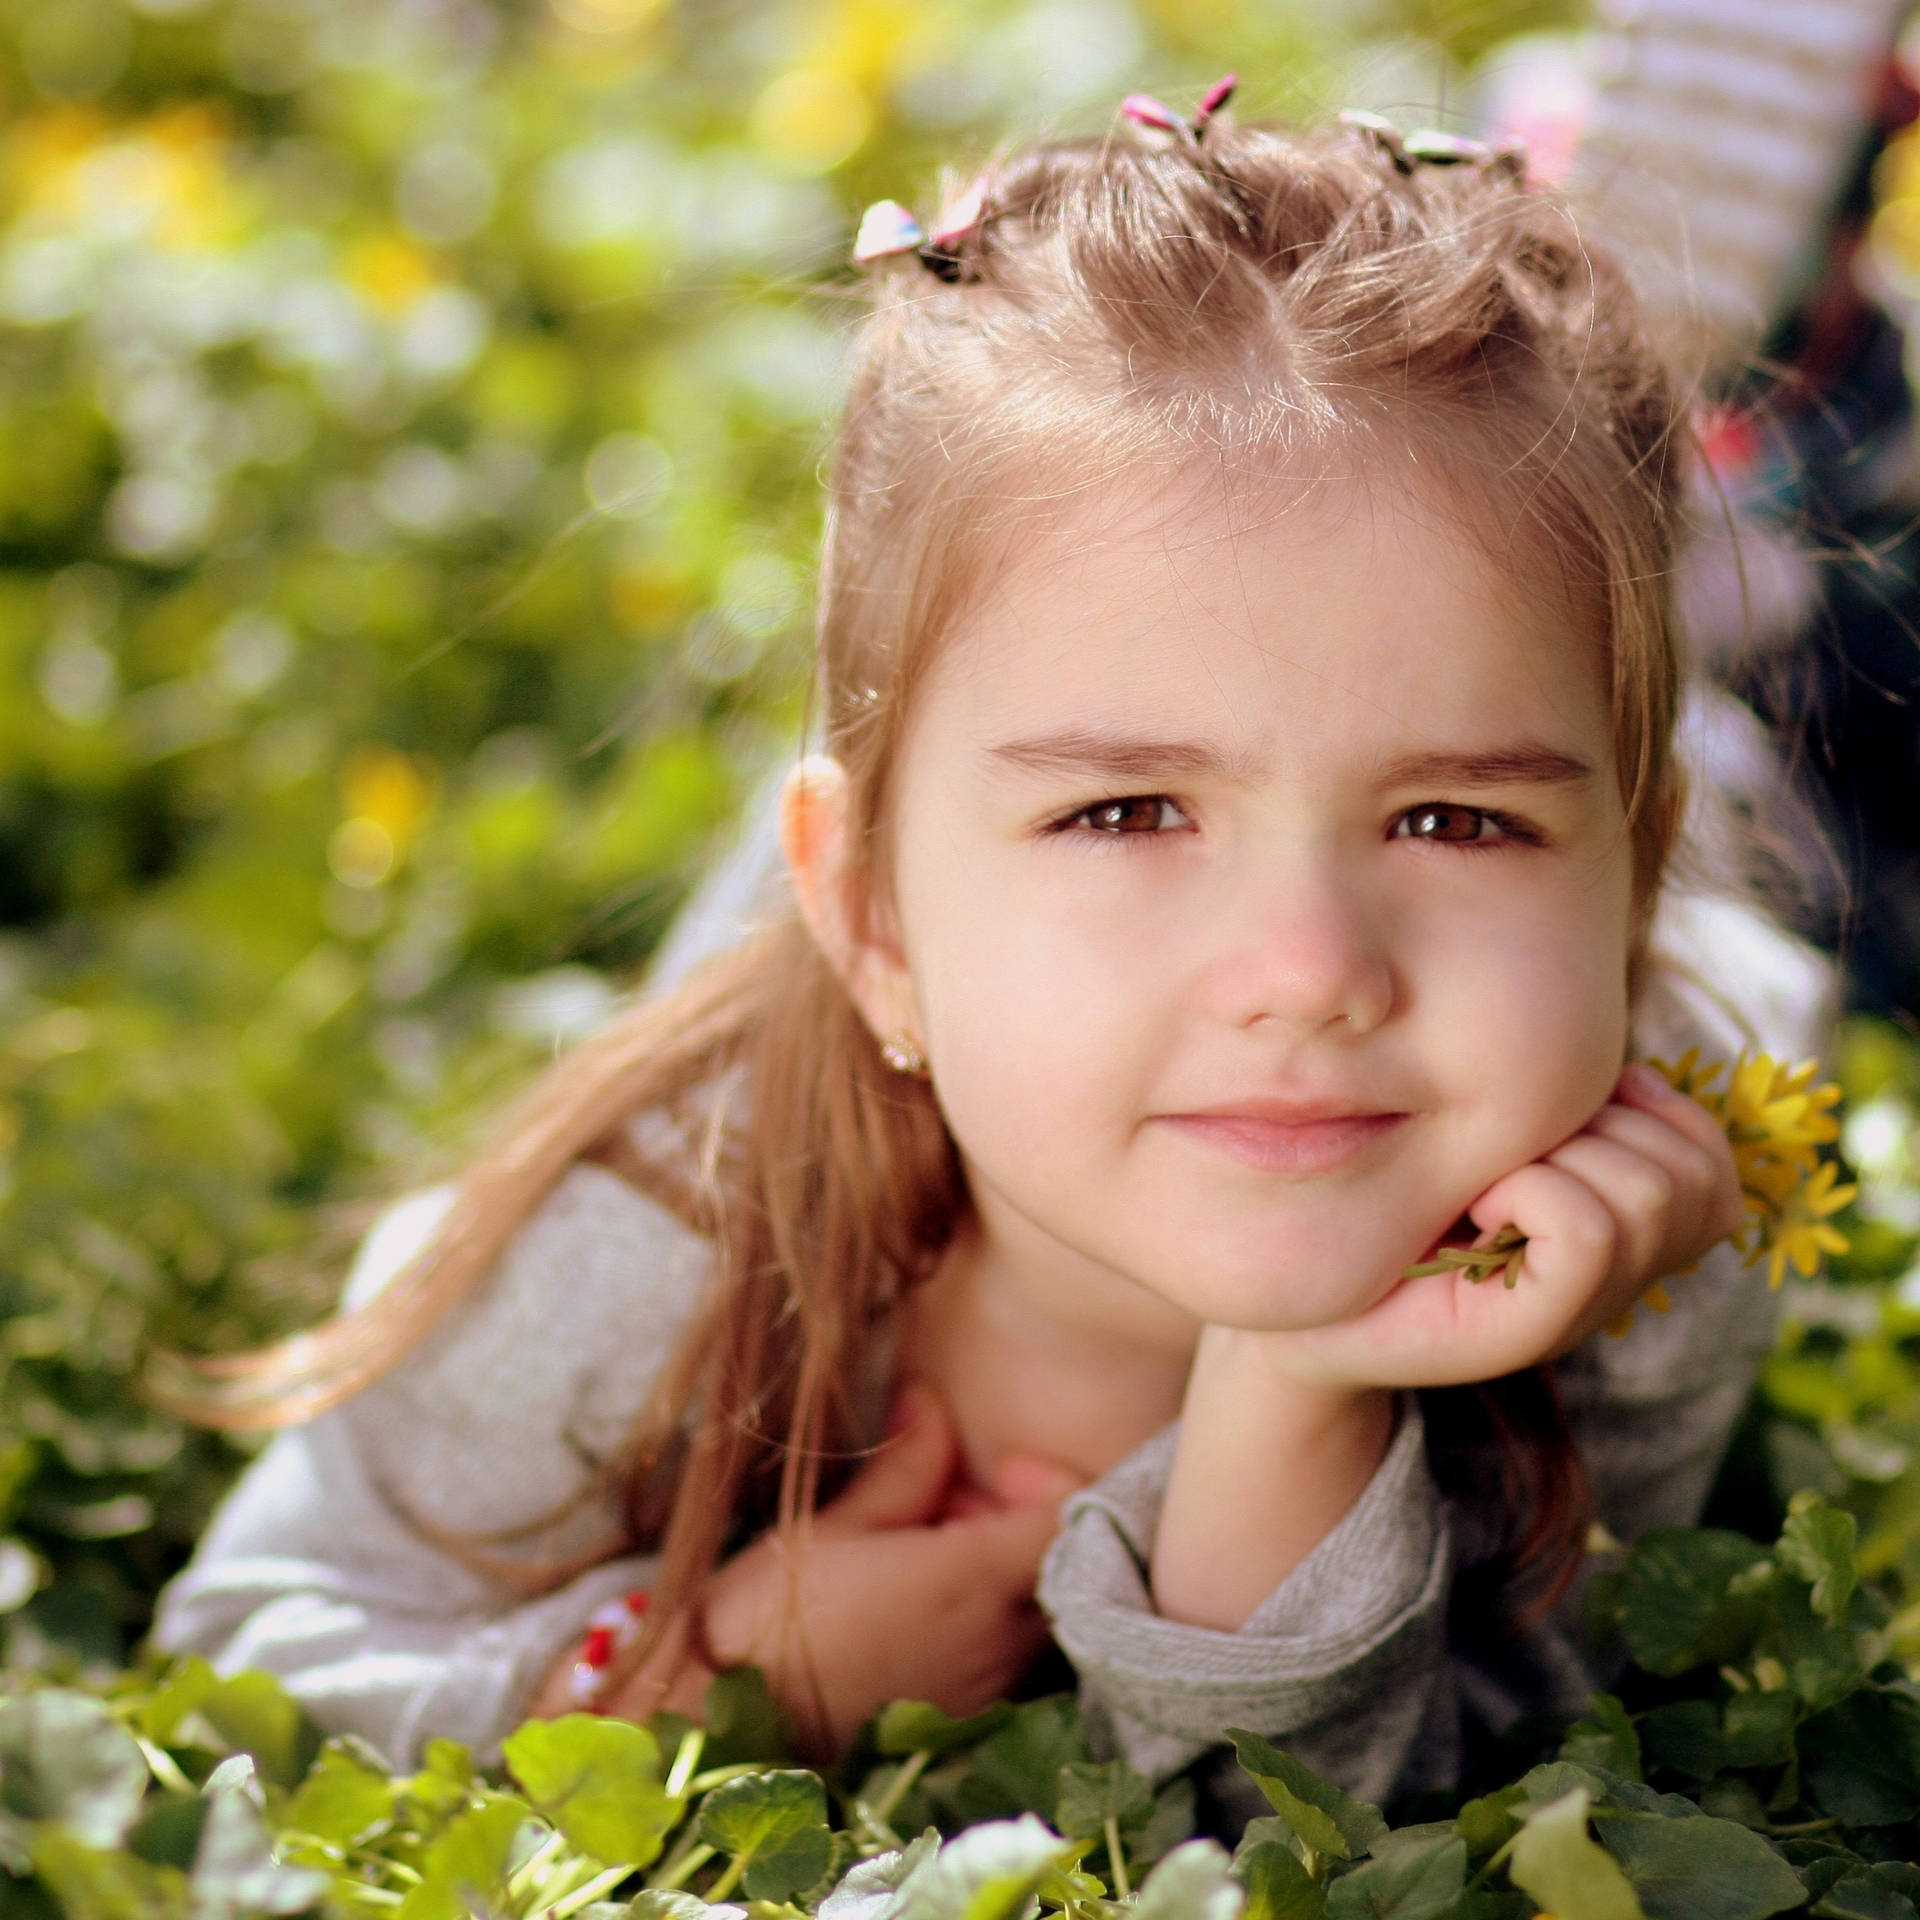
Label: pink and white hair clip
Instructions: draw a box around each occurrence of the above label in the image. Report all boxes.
[1120,73,1237,144]
[851,199,927,265]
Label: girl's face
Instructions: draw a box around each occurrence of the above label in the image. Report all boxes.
[867,467,1637,1335]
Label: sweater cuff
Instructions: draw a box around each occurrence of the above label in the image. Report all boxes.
[1036,1395,1450,1787]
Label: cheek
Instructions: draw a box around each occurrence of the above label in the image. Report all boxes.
[1434,874,1633,1144]
[905,866,1156,1126]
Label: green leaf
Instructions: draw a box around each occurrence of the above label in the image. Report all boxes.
[1812,1871,1920,1920]
[1507,1789,1647,1920]
[1454,1785,1525,1859]
[402,1738,474,1830]
[28,1822,189,1920]
[1562,1695,1643,1782]
[701,1665,788,1767]
[193,1672,320,1792]
[275,1738,394,1849]
[0,1690,148,1846]
[888,1815,1074,1920]
[126,1796,210,1872]
[1596,1811,1804,1920]
[1235,1838,1327,1920]
[1637,1701,1720,1782]
[948,1696,1092,1826]
[1133,1839,1245,1920]
[874,1701,1013,1758]
[503,1713,676,1870]
[1324,1829,1465,1919]
[1619,1530,1772,1677]
[696,1768,832,1903]
[819,1830,941,1920]
[1800,1690,1920,1825]
[1136,1776,1200,1869]
[627,1894,746,1920]
[190,1782,332,1918]
[1720,1691,1797,1771]
[128,1658,218,1749]
[1055,1758,1153,1840]
[1778,1498,1859,1628]
[1228,1730,1387,1865]
[395,1791,532,1920]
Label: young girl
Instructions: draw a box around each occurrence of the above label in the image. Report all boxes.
[153,89,1833,1821]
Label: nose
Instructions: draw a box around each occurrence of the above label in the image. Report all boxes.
[1211,854,1396,1036]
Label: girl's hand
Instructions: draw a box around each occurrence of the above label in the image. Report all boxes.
[677,1385,1081,1759]
[1268,1063,1747,1390]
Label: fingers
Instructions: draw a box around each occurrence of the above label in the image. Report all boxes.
[947,1483,1078,1586]
[993,1452,1086,1509]
[1610,1064,1747,1241]
[822,1382,958,1531]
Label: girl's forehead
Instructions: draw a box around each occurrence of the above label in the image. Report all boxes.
[916,465,1613,765]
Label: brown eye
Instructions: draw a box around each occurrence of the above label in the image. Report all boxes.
[1075,796,1181,834]
[1398,804,1488,843]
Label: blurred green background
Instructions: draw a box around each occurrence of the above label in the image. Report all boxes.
[13,0,1920,1689]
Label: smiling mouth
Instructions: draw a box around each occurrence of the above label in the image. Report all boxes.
[1160,1111,1408,1175]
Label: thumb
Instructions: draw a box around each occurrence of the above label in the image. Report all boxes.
[824,1383,959,1532]
[951,1495,1073,1590]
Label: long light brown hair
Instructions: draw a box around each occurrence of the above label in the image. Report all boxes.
[155,107,1689,1648]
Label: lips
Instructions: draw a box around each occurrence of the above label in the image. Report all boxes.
[1159,1108,1407,1175]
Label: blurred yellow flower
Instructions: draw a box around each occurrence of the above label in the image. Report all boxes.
[345,233,439,314]
[1762,1159,1857,1291]
[751,68,873,174]
[342,748,434,856]
[7,102,240,250]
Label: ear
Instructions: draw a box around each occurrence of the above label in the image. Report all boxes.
[778,755,924,1053]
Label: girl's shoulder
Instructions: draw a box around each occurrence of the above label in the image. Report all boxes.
[328,1149,716,1539]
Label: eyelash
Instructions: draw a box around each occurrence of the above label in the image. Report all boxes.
[1047,795,1546,850]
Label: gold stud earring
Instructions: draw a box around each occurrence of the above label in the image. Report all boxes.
[880,1030,929,1076]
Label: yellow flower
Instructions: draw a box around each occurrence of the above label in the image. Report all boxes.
[1760,1158,1857,1290]
[1415,1051,1856,1313]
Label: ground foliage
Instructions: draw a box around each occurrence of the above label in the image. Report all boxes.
[9,1491,1920,1917]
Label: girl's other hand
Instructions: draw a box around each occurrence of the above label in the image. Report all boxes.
[687,1384,1082,1758]
[1270,1064,1747,1390]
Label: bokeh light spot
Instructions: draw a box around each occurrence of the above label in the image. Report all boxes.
[750,69,873,175]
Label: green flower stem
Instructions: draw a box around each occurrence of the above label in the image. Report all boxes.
[1103,1814,1131,1900]
[505,1828,567,1905]
[647,1838,717,1892]
[868,1747,932,1828]
[135,1735,196,1796]
[705,1847,752,1903]
[547,1864,637,1918]
[665,1726,707,1800]
[688,1760,769,1794]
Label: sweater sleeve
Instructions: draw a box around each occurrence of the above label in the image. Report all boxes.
[1036,1396,1455,1805]
[150,1163,714,1769]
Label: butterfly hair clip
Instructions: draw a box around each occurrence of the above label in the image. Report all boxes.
[851,175,989,281]
[1120,72,1237,145]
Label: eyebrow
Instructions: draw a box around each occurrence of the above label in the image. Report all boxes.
[984,730,1596,790]
[985,730,1256,783]
[1373,745,1597,789]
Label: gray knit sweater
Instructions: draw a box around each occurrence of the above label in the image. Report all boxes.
[152,890,1832,1809]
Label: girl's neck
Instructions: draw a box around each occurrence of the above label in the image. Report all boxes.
[896,1209,1198,1492]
